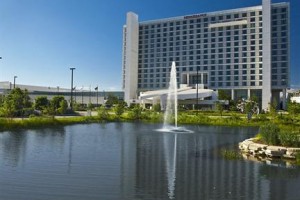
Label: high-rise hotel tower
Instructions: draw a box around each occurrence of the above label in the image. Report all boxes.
[122,0,289,110]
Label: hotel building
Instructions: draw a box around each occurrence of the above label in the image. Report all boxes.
[122,0,290,110]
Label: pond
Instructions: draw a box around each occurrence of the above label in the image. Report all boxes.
[0,123,300,200]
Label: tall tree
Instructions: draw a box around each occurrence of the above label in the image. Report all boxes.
[34,96,49,112]
[0,88,32,117]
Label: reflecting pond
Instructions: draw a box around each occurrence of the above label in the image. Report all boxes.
[0,123,300,200]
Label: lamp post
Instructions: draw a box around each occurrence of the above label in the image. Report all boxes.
[95,85,99,107]
[57,86,59,96]
[196,67,199,112]
[70,67,76,110]
[13,76,17,89]
[81,86,84,106]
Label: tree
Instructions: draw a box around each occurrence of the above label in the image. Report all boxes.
[153,103,161,112]
[49,96,66,115]
[57,99,68,114]
[287,101,300,116]
[97,106,109,120]
[237,99,259,121]
[268,100,277,119]
[218,90,231,101]
[34,96,49,112]
[105,94,119,107]
[114,102,125,118]
[215,101,224,116]
[0,88,32,117]
[128,104,143,120]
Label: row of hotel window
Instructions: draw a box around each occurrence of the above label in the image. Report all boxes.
[139,18,286,35]
[137,44,287,59]
[137,64,287,72]
[139,8,287,29]
[137,74,287,81]
[137,29,286,46]
[138,49,287,60]
[138,57,288,65]
[137,81,286,89]
[138,24,287,41]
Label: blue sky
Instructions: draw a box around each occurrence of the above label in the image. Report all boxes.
[0,0,299,90]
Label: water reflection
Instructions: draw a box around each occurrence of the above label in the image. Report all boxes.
[0,130,27,167]
[120,124,300,200]
[1,123,300,200]
[163,133,177,199]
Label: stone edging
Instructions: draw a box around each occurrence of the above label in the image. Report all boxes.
[239,138,300,159]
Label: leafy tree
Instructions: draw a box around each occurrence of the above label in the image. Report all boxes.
[153,103,161,112]
[87,103,94,110]
[114,102,125,118]
[218,90,231,101]
[128,104,143,120]
[268,100,277,119]
[215,101,224,116]
[237,99,259,121]
[0,88,32,117]
[49,96,66,115]
[97,106,109,120]
[34,96,49,112]
[287,101,300,117]
[105,94,119,107]
[57,99,68,114]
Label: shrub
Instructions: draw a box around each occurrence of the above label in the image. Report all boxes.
[256,114,269,122]
[229,113,242,121]
[97,106,109,120]
[114,103,125,119]
[128,104,143,120]
[296,153,300,165]
[152,103,161,112]
[259,123,280,145]
[278,130,300,147]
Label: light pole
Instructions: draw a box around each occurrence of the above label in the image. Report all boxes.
[81,86,84,106]
[95,85,99,107]
[196,67,199,112]
[13,76,17,89]
[70,67,76,110]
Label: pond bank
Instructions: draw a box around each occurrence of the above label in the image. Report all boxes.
[239,138,300,160]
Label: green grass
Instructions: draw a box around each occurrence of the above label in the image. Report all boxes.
[0,110,299,132]
[220,149,243,160]
[0,116,102,131]
[295,153,300,166]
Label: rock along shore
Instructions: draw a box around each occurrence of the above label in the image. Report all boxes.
[239,138,300,159]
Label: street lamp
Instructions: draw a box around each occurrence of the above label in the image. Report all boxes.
[95,85,99,107]
[70,67,76,110]
[13,76,17,89]
[196,67,199,112]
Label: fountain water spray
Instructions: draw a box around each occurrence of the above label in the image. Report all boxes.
[163,61,178,129]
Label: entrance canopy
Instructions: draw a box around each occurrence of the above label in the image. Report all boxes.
[139,87,216,101]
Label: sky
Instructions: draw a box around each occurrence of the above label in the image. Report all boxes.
[0,0,299,91]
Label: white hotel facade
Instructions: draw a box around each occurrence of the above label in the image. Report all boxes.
[122,0,290,110]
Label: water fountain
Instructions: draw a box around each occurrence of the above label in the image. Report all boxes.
[163,61,178,129]
[159,61,193,133]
